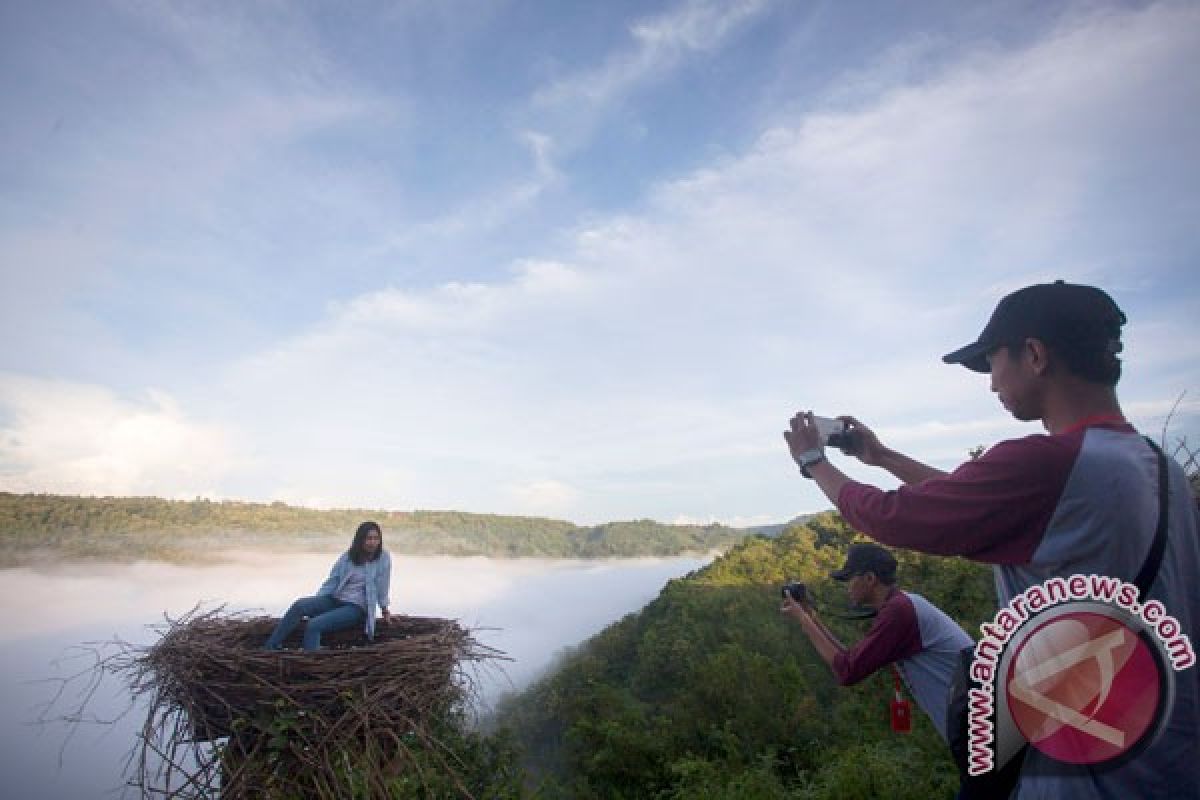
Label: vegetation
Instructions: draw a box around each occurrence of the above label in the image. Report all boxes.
[20,441,1194,795]
[0,492,746,566]
[490,513,996,799]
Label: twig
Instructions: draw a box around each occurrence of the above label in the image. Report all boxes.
[1161,390,1187,448]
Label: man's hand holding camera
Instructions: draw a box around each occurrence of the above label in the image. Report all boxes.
[785,412,946,501]
[779,579,846,669]
[833,416,887,466]
[784,412,853,501]
[779,582,815,622]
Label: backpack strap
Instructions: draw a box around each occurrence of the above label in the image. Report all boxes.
[1132,437,1170,597]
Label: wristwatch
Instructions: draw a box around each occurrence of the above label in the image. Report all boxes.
[797,448,826,479]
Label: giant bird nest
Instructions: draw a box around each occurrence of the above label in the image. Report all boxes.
[67,607,508,799]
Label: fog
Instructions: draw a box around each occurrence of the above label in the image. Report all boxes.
[0,551,709,800]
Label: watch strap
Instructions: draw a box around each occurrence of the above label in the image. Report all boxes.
[799,450,826,479]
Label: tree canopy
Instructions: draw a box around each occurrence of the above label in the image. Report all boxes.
[493,512,996,799]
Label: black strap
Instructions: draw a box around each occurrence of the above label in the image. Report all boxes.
[1132,437,1171,597]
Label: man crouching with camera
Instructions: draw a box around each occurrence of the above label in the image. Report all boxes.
[781,543,972,743]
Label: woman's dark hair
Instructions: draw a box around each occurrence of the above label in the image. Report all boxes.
[348,521,383,565]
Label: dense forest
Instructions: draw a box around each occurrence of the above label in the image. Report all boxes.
[486,512,996,799]
[0,492,747,566]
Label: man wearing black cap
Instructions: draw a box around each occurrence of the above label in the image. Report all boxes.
[783,281,1200,799]
[781,542,972,743]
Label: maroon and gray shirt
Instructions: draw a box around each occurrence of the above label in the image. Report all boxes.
[836,420,1200,799]
[832,587,973,741]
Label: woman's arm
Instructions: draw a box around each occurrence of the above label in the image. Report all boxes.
[376,552,392,617]
[316,553,347,596]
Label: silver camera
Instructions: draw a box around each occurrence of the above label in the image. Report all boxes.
[812,415,859,454]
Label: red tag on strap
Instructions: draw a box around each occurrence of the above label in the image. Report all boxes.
[891,698,912,732]
[891,667,912,733]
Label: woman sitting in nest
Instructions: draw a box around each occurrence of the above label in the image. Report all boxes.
[264,521,392,651]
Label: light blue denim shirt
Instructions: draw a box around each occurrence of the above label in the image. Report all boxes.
[316,550,392,639]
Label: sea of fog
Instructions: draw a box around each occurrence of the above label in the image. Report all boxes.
[0,551,711,800]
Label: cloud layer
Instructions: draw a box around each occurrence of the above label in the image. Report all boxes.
[0,374,232,498]
[2,1,1198,523]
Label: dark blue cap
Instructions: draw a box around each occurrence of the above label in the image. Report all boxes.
[942,280,1126,373]
[831,543,897,582]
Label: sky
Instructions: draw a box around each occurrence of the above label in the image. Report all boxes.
[1,0,1198,527]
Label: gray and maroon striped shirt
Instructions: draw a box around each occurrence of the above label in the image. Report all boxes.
[836,421,1200,799]
[832,587,972,741]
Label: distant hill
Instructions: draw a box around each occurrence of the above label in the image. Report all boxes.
[492,511,995,798]
[0,492,750,566]
[741,511,825,538]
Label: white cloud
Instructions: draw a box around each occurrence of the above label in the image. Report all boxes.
[533,0,773,110]
[332,260,596,334]
[521,130,560,184]
[525,0,776,165]
[0,374,234,498]
[0,0,405,383]
[314,6,1195,520]
[4,2,1197,523]
[508,479,580,517]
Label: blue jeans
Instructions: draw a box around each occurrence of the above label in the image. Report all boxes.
[264,595,365,651]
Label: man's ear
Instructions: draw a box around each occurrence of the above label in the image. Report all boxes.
[1024,337,1053,377]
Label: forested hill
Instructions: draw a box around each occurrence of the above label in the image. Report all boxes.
[0,492,749,566]
[493,512,996,799]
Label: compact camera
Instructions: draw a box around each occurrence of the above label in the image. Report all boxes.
[781,582,808,604]
[812,415,859,455]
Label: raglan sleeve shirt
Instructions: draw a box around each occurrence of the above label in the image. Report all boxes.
[316,554,349,596]
[835,434,1080,565]
[831,591,924,686]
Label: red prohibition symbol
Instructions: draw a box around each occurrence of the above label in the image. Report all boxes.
[1005,611,1164,765]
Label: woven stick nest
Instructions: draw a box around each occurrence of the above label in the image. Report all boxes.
[151,611,479,740]
[94,606,508,799]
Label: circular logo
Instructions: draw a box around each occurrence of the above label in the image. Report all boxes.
[1005,610,1165,765]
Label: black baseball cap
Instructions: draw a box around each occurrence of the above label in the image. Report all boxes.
[942,280,1126,373]
[831,543,897,582]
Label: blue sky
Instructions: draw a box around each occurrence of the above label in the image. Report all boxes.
[2,0,1197,526]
